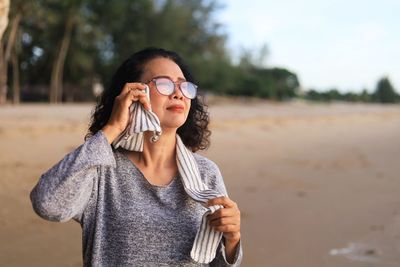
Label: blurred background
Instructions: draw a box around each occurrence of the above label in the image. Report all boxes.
[0,0,399,266]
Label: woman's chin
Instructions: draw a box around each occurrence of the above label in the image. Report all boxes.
[160,120,186,131]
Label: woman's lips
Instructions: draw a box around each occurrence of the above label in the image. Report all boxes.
[167,105,184,112]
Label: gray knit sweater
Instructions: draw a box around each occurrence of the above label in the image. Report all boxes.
[30,130,242,266]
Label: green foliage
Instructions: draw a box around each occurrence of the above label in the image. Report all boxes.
[9,0,298,101]
[7,0,400,103]
[372,77,399,103]
[303,77,400,104]
[304,88,364,102]
[224,66,299,100]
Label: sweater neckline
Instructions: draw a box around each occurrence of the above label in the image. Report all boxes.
[116,148,179,189]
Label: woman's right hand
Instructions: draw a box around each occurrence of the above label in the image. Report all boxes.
[101,82,151,144]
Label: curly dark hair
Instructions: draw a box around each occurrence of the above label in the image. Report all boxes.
[86,47,211,152]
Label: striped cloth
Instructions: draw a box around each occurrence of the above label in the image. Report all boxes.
[112,93,225,264]
[112,89,162,150]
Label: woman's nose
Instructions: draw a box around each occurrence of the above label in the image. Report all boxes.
[171,84,184,100]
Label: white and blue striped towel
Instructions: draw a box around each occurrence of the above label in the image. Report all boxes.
[112,93,225,264]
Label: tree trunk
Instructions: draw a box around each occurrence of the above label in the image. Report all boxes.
[0,45,5,104]
[49,13,74,104]
[0,0,9,39]
[0,9,21,104]
[0,0,9,104]
[4,12,20,61]
[11,48,19,104]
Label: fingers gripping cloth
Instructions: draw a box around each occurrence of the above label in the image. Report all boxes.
[112,87,162,150]
[111,91,225,264]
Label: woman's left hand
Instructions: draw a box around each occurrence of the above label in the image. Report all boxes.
[206,196,241,243]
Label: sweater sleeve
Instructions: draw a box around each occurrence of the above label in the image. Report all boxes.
[210,239,243,267]
[30,130,116,223]
[194,154,243,266]
[209,162,243,267]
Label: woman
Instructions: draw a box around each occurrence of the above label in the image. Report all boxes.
[31,47,242,266]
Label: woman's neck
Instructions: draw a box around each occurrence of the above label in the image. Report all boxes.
[136,129,177,169]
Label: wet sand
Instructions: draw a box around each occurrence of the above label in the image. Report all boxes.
[1,101,399,267]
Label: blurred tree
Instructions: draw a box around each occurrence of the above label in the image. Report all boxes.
[304,87,379,103]
[343,92,358,102]
[6,0,36,104]
[305,89,320,101]
[0,0,15,104]
[268,68,299,100]
[0,0,33,104]
[372,76,399,103]
[12,0,83,102]
[327,89,341,101]
[238,43,269,68]
[224,44,301,100]
[7,0,303,102]
[0,0,8,39]
[0,0,10,104]
[359,88,370,102]
[17,1,51,101]
[225,66,299,100]
[62,0,229,95]
[46,0,87,103]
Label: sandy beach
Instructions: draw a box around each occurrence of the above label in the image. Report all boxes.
[1,100,399,267]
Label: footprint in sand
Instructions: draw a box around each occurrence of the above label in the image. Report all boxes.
[245,186,258,193]
[296,191,307,198]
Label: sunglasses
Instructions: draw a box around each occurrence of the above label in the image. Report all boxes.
[146,77,198,99]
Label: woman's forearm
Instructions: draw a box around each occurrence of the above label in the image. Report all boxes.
[224,236,240,264]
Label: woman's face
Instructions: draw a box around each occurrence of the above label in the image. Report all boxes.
[140,57,191,130]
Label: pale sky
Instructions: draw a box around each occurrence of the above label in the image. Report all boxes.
[219,0,400,93]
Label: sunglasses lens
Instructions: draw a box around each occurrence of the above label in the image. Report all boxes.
[155,78,174,95]
[153,77,197,99]
[180,81,197,99]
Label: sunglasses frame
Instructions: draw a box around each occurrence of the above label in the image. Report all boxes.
[145,76,198,99]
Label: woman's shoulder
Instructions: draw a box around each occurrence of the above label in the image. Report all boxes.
[192,153,227,195]
[192,153,220,174]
